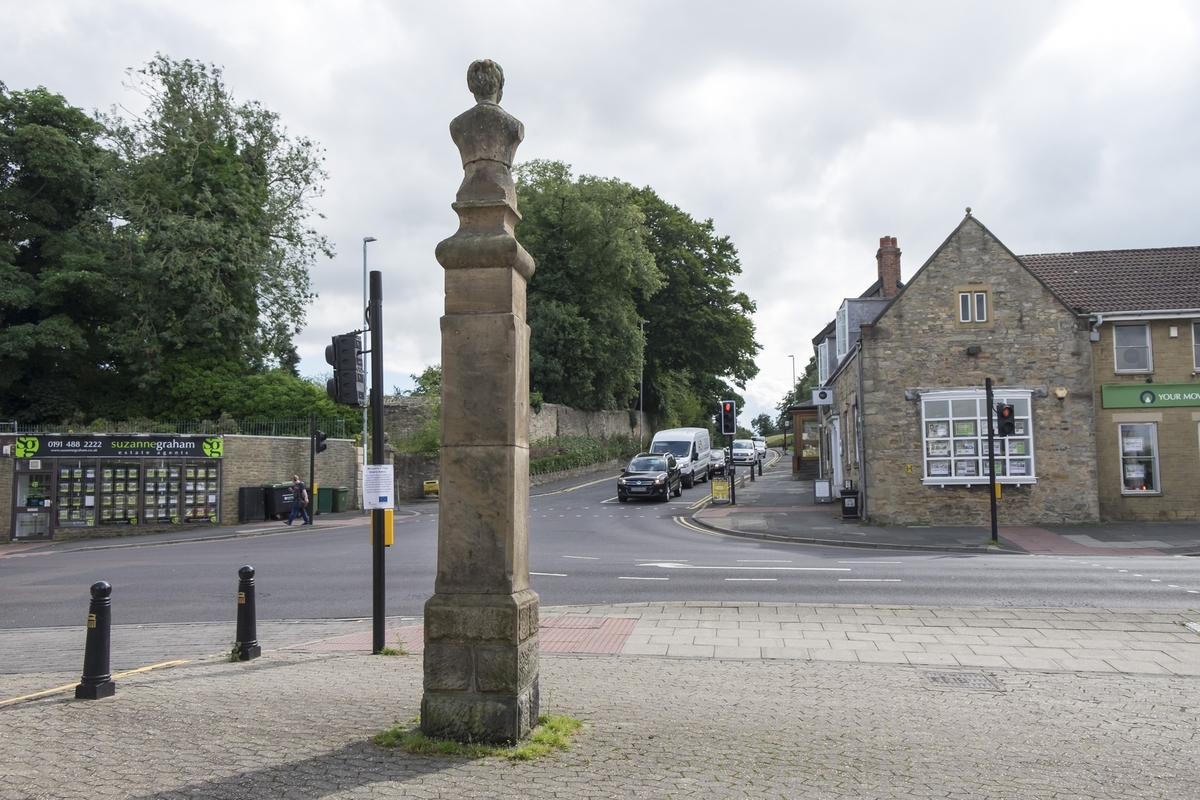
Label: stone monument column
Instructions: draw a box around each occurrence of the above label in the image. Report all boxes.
[422,59,539,744]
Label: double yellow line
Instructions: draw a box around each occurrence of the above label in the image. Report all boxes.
[0,660,189,708]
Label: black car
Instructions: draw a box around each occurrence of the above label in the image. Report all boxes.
[617,453,682,502]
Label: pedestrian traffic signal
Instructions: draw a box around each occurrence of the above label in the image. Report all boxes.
[996,404,1016,436]
[720,400,737,435]
[314,429,328,454]
[326,333,365,407]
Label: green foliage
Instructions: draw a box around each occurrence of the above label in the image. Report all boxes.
[0,56,332,424]
[516,160,659,411]
[776,354,819,429]
[393,401,440,455]
[0,83,115,422]
[751,413,778,436]
[403,364,441,397]
[374,714,582,761]
[633,187,759,422]
[529,435,641,475]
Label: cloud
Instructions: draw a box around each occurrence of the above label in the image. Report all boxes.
[3,0,1198,422]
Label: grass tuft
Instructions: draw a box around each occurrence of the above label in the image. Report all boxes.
[373,714,582,761]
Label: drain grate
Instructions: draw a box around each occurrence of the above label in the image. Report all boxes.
[923,671,1004,691]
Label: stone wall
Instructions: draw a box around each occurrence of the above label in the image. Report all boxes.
[221,435,360,525]
[530,403,649,443]
[857,217,1099,525]
[1093,319,1200,521]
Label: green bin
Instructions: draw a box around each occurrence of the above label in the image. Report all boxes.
[316,486,333,515]
[333,487,349,513]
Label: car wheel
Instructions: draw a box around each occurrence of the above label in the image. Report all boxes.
[658,492,670,503]
[673,484,682,497]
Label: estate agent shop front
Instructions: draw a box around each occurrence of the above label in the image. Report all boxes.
[5,434,224,541]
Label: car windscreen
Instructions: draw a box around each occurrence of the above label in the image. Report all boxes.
[650,441,691,457]
[732,443,752,450]
[628,457,667,472]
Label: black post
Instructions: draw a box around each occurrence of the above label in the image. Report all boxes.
[728,435,736,506]
[76,581,116,699]
[986,377,999,545]
[370,269,386,654]
[235,565,261,661]
[309,411,317,516]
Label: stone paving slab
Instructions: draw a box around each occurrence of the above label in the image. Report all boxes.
[3,649,1199,799]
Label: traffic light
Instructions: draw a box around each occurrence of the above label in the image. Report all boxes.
[325,333,365,407]
[996,404,1016,436]
[719,400,737,435]
[314,429,328,454]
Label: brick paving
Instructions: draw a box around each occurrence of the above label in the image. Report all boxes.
[2,602,1199,798]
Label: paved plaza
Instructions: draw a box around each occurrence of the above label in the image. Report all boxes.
[2,602,1199,799]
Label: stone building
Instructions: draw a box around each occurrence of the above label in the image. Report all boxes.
[1023,247,1200,521]
[812,214,1099,526]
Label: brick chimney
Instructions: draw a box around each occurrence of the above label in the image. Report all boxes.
[876,236,901,298]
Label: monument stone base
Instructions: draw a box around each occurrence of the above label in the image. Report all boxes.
[421,588,540,743]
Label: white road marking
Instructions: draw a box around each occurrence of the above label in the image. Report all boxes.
[563,555,598,560]
[838,560,901,564]
[838,579,902,582]
[531,572,567,577]
[737,559,792,563]
[618,576,669,581]
[725,578,778,582]
[639,562,850,572]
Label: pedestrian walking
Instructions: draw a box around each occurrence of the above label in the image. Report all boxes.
[286,474,311,525]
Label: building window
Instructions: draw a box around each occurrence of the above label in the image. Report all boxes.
[920,390,1035,485]
[958,291,988,323]
[817,340,829,385]
[1119,422,1160,494]
[1114,323,1151,372]
[1192,322,1199,370]
[835,304,848,360]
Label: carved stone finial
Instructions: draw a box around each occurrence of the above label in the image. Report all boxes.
[965,206,972,216]
[467,59,504,104]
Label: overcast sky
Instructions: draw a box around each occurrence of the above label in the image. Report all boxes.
[4,1,1198,424]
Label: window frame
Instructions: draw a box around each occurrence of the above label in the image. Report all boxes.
[1113,323,1152,373]
[1118,422,1161,495]
[817,340,829,386]
[835,304,848,360]
[920,389,1036,486]
[953,285,991,327]
[1192,322,1199,371]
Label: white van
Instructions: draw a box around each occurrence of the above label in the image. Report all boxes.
[649,427,711,488]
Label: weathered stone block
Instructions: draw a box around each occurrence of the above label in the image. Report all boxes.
[440,313,529,448]
[436,446,529,594]
[421,680,539,744]
[423,643,473,691]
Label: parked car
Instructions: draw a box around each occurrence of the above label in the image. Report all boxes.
[730,439,757,467]
[617,453,682,502]
[649,427,711,488]
[752,436,768,461]
[709,448,728,477]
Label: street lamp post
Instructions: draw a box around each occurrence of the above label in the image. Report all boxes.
[787,354,796,452]
[362,237,376,499]
[638,319,648,441]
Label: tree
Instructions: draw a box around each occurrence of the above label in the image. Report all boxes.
[751,413,778,437]
[101,55,332,415]
[515,160,659,411]
[0,83,116,423]
[633,188,759,427]
[775,354,819,430]
[515,160,760,423]
[404,364,442,397]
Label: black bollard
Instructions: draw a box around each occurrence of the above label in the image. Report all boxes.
[234,565,262,661]
[76,581,116,700]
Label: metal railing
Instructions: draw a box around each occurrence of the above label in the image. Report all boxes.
[1,418,354,439]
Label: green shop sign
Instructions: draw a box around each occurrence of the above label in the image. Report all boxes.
[1102,383,1200,409]
[12,434,224,459]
